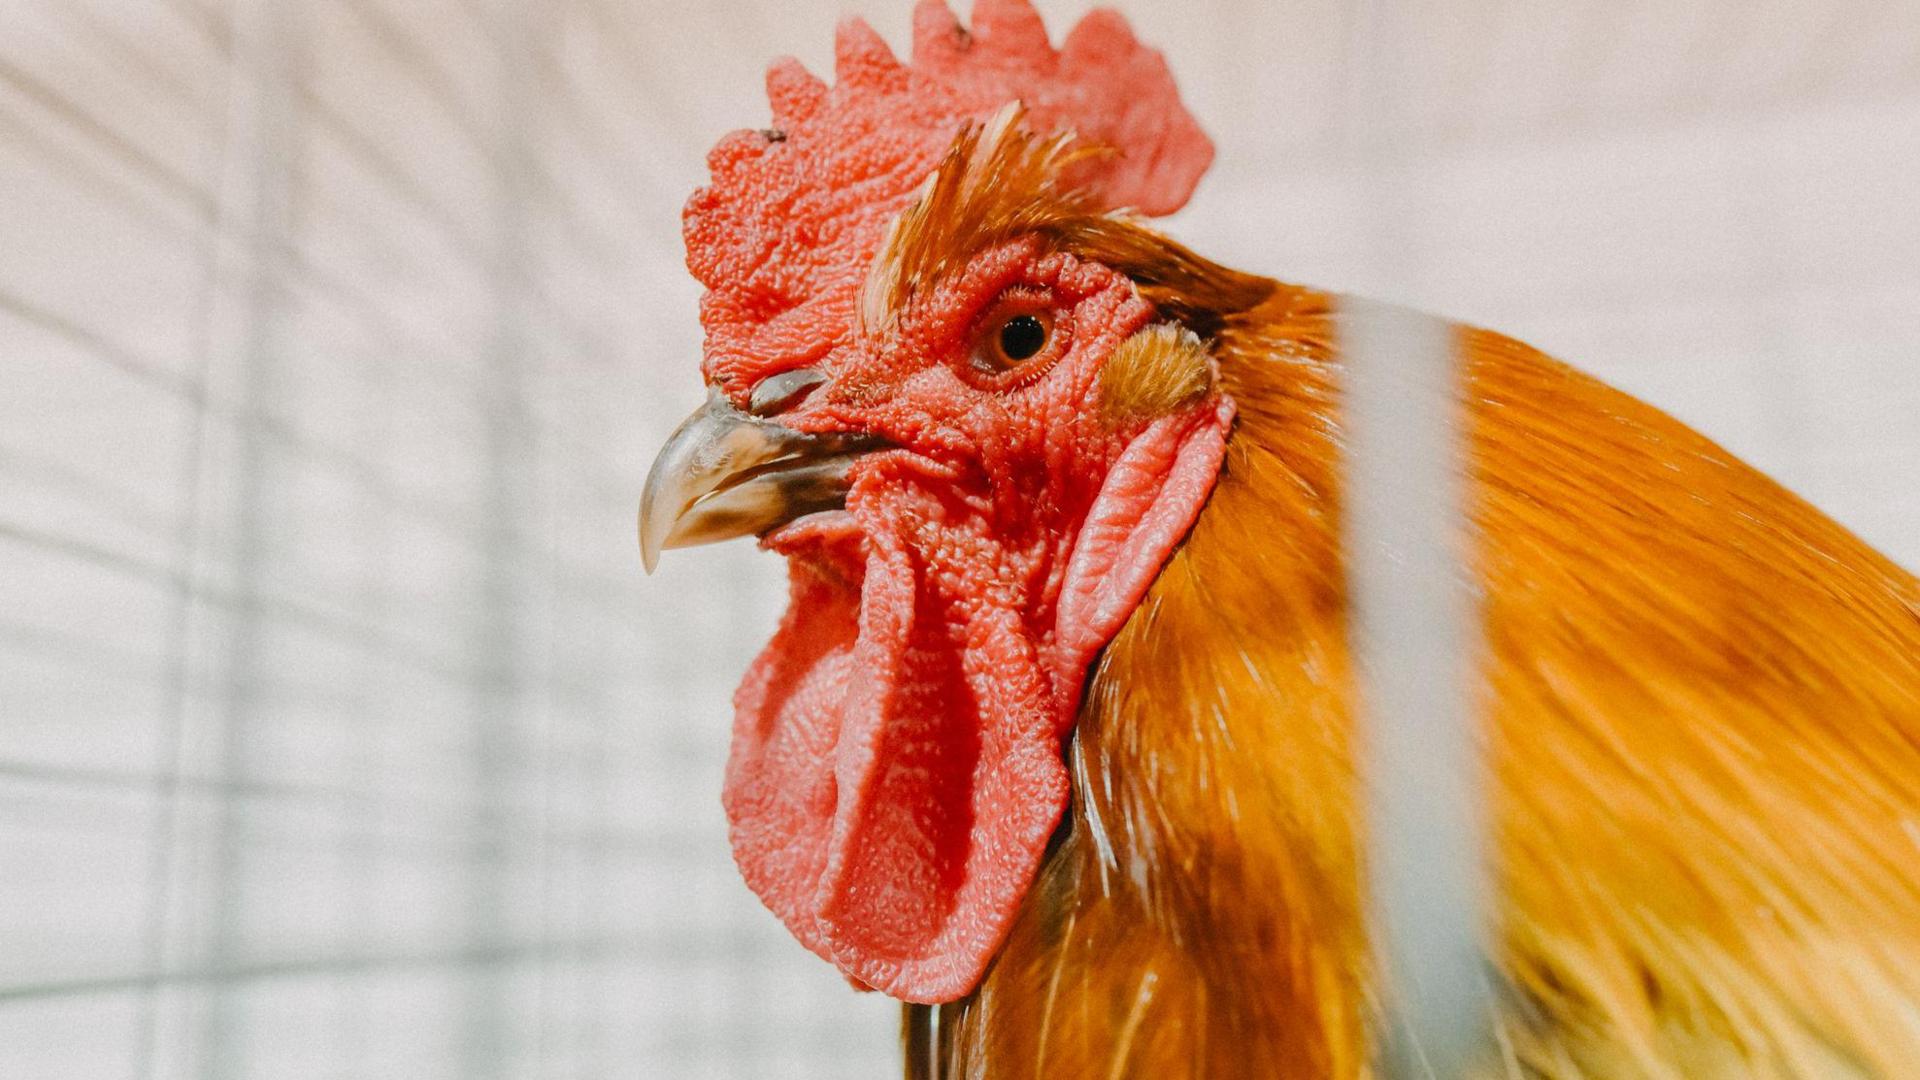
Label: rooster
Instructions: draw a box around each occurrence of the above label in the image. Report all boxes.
[638,2,1920,1076]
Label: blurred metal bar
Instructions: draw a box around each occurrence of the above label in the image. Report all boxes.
[127,7,233,1067]
[1,938,662,1005]
[195,0,302,1076]
[455,0,547,1073]
[1342,1,1496,1077]
[1342,299,1493,1078]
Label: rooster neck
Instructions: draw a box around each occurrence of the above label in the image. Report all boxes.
[1035,287,1366,1074]
[907,282,1920,1079]
[909,288,1367,1078]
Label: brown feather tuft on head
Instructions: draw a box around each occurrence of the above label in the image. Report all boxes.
[860,103,1103,327]
[862,102,1274,334]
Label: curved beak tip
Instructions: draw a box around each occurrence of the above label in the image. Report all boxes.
[637,445,681,576]
[638,526,661,575]
[637,388,873,574]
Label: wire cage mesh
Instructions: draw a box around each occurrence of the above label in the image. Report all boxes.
[0,0,1915,1077]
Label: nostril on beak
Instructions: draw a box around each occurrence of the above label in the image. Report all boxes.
[747,367,827,417]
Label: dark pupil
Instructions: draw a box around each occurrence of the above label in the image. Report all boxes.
[999,315,1046,362]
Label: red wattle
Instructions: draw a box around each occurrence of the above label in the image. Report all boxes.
[722,397,1233,1003]
[1053,397,1238,683]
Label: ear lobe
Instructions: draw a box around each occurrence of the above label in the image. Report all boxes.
[1053,396,1235,674]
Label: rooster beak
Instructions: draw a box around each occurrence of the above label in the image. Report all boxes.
[638,388,879,573]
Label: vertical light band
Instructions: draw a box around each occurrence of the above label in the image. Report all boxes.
[1341,297,1494,1078]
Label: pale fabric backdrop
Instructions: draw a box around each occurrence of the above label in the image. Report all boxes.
[0,0,1914,1077]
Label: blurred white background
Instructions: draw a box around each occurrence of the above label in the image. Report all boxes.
[0,0,1914,1077]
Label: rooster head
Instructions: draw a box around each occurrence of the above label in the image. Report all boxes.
[640,0,1259,1002]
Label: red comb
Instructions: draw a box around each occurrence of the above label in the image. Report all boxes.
[683,0,1214,395]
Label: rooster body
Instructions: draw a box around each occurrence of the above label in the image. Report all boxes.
[910,285,1920,1079]
[640,3,1920,1076]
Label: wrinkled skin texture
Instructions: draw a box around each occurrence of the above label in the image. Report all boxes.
[724,242,1229,999]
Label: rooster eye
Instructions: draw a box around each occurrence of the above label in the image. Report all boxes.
[999,315,1046,361]
[972,305,1058,380]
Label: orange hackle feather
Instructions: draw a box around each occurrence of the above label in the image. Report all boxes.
[903,236,1920,1077]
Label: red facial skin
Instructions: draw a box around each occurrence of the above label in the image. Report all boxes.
[790,242,1143,495]
[720,239,1232,1001]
